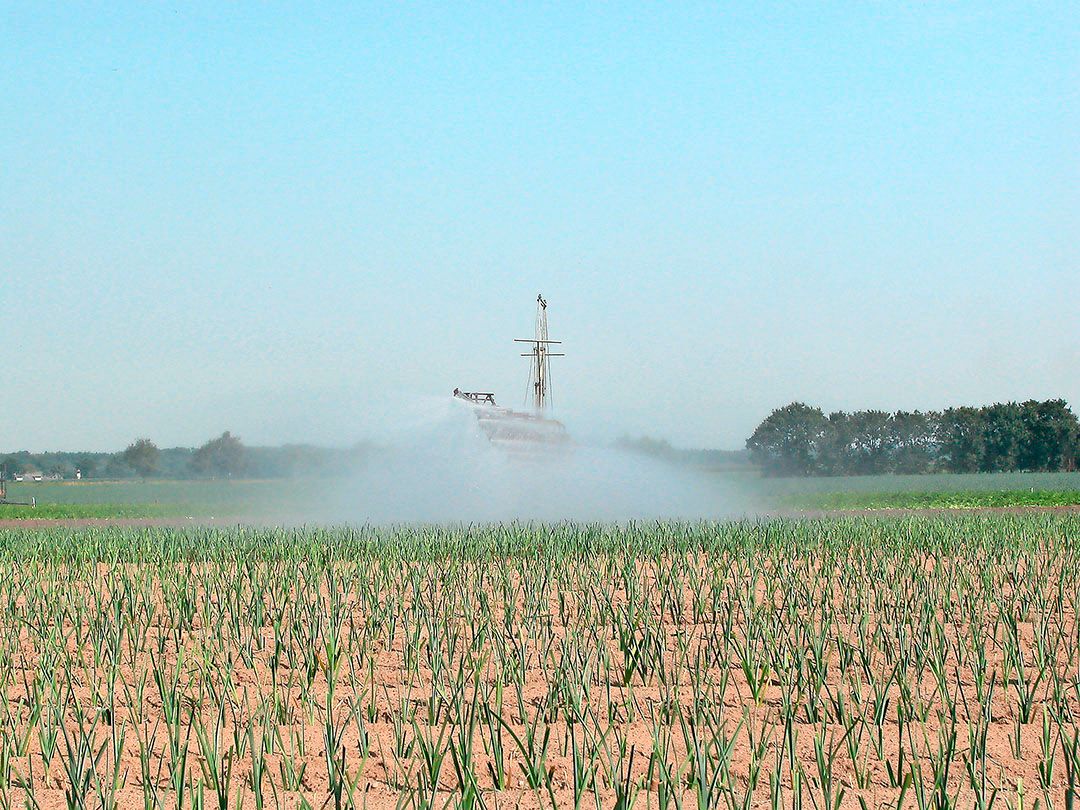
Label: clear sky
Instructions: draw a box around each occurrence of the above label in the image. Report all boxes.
[2,3,1077,452]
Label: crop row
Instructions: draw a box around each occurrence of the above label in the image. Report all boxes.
[0,515,1076,808]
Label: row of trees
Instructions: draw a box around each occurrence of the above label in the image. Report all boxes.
[119,432,247,478]
[746,399,1080,477]
[2,433,371,480]
[615,436,751,469]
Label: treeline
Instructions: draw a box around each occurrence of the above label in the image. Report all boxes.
[746,399,1079,477]
[615,436,751,470]
[1,432,373,480]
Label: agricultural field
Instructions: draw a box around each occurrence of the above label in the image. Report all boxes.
[0,480,281,521]
[751,472,1080,513]
[752,471,1080,497]
[783,489,1080,512]
[4,471,1080,522]
[0,480,353,522]
[0,515,1077,808]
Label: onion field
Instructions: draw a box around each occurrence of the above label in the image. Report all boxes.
[0,515,1078,808]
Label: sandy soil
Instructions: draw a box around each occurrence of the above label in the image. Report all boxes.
[0,528,1074,809]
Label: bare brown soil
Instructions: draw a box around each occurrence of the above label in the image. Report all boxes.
[2,528,1077,809]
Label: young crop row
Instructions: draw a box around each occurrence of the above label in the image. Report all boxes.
[0,515,1076,809]
[786,490,1080,511]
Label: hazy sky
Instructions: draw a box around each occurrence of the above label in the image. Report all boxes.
[3,3,1077,452]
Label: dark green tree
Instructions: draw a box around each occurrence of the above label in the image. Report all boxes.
[887,410,937,474]
[818,412,855,476]
[1,455,28,476]
[747,399,1078,477]
[980,402,1026,472]
[191,431,247,478]
[937,408,985,473]
[847,410,892,475]
[72,456,97,479]
[746,403,828,476]
[120,439,160,478]
[1018,399,1079,471]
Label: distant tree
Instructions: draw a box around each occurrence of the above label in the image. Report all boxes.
[937,408,986,473]
[746,403,828,476]
[73,456,97,479]
[1018,399,1079,471]
[887,410,937,474]
[157,447,196,479]
[191,431,247,478]
[818,412,855,476]
[747,399,1079,477]
[615,436,675,459]
[1,455,27,476]
[980,402,1026,472]
[101,455,133,479]
[847,410,892,475]
[121,439,160,478]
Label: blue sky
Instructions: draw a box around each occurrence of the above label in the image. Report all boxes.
[2,3,1077,451]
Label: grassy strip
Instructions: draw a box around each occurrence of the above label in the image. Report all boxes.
[789,488,1080,511]
[0,502,220,520]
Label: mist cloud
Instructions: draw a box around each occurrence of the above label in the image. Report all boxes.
[315,397,757,524]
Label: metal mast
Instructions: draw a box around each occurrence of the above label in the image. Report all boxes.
[514,294,564,412]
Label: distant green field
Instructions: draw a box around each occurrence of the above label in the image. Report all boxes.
[785,488,1080,511]
[0,480,279,520]
[746,469,1080,495]
[3,471,1080,520]
[0,502,189,520]
[3,479,277,505]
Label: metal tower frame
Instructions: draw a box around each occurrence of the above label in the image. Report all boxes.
[515,293,564,412]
